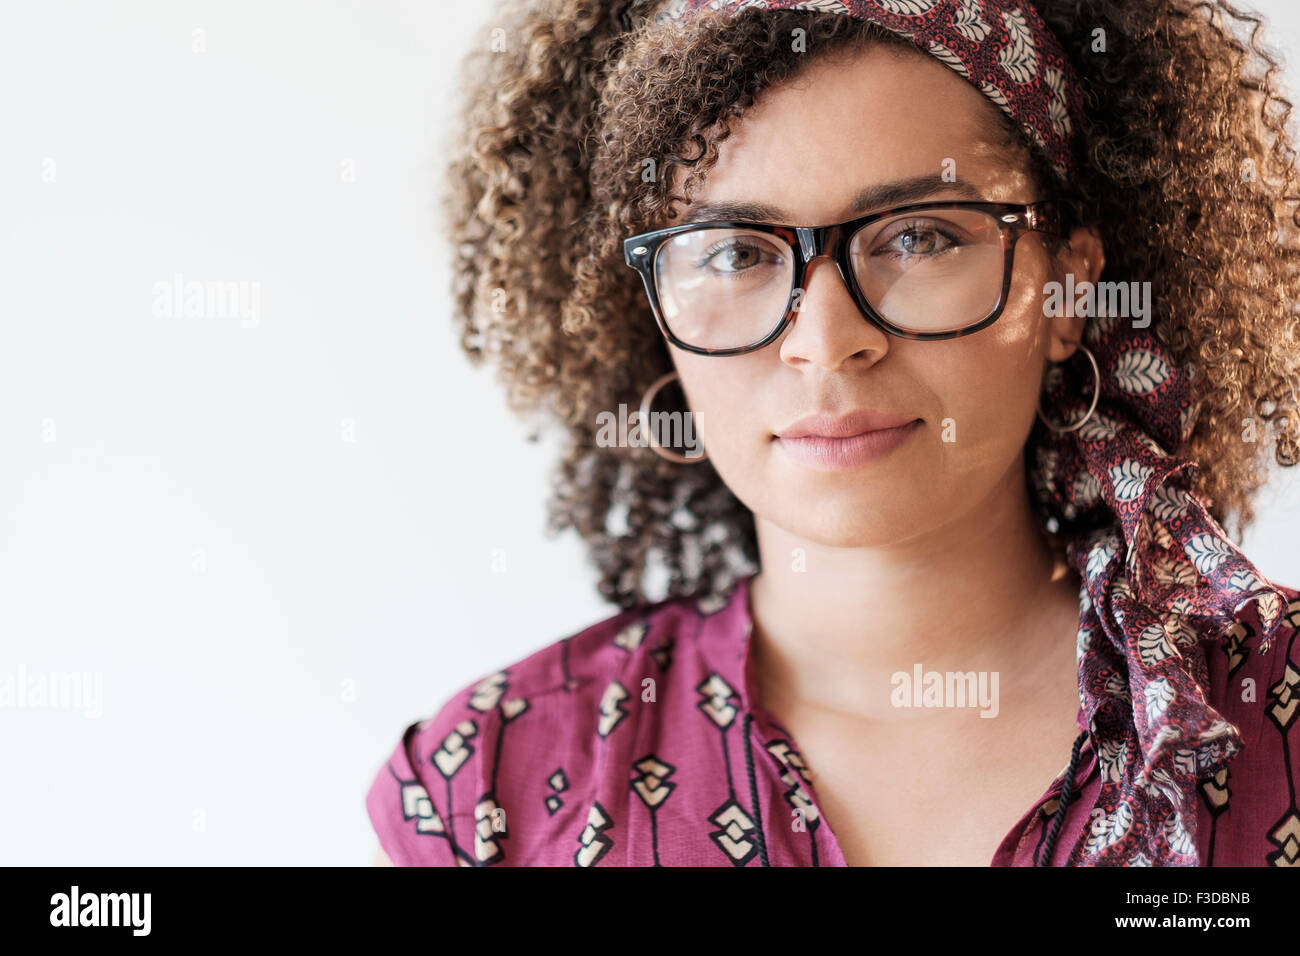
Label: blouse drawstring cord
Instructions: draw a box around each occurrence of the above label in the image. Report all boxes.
[1035,730,1089,866]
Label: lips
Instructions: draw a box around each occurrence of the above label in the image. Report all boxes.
[775,410,920,440]
[773,411,923,472]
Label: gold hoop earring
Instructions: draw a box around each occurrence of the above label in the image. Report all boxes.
[1036,341,1100,434]
[639,371,708,464]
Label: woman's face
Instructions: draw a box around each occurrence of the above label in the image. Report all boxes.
[662,45,1096,549]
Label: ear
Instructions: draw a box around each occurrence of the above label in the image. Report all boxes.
[1044,224,1105,362]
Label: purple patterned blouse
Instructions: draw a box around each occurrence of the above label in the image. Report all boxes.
[367,573,1300,866]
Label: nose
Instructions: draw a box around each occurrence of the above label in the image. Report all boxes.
[777,254,890,371]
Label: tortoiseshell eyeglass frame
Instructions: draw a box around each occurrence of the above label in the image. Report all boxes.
[623,199,1065,356]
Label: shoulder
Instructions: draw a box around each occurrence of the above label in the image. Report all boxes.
[1197,580,1300,864]
[364,590,713,866]
[1203,579,1299,696]
[1216,579,1300,677]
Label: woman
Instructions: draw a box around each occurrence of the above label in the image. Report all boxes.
[367,0,1300,866]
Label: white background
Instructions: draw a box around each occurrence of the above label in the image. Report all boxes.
[1,0,1297,865]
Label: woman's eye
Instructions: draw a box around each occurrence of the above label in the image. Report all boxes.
[700,242,774,274]
[879,223,958,257]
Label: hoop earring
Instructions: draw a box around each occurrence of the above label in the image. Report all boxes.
[1036,341,1100,434]
[639,371,708,464]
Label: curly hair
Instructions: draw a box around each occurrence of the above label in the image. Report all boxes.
[441,0,1300,609]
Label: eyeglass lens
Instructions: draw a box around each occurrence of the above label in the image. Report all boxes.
[652,208,1006,350]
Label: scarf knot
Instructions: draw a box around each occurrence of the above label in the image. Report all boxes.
[1032,314,1287,865]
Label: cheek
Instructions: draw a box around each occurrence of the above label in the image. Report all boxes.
[931,303,1049,469]
[672,353,769,474]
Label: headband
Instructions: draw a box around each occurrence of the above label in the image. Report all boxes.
[654,0,1086,180]
[649,0,1291,868]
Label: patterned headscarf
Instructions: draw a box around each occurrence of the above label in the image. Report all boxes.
[654,0,1290,866]
[654,0,1085,178]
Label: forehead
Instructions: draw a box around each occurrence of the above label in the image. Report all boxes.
[667,45,1028,225]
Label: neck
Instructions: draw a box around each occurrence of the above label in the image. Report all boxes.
[748,456,1081,722]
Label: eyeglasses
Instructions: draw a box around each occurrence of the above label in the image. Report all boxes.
[623,200,1063,356]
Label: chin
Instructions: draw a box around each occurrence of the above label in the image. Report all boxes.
[768,497,922,549]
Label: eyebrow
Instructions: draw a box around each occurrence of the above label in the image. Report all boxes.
[677,174,986,226]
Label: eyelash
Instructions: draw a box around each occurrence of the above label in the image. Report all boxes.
[871,220,964,257]
[694,238,780,275]
[685,216,968,275]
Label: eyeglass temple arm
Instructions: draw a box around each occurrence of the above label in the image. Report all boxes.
[1026,201,1067,237]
